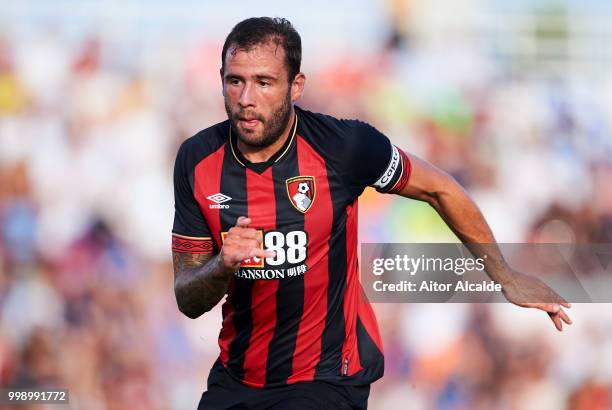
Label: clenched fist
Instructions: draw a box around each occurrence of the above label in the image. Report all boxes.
[220,216,275,272]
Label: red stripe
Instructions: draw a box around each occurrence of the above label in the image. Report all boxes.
[193,145,235,366]
[287,136,333,383]
[194,145,225,250]
[341,200,363,376]
[171,235,213,254]
[242,168,278,388]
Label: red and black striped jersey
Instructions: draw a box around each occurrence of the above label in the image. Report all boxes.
[172,105,411,388]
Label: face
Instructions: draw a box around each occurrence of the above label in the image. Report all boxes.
[222,41,304,148]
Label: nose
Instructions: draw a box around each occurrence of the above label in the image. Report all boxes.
[238,82,255,108]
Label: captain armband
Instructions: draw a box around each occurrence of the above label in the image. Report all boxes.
[372,145,412,194]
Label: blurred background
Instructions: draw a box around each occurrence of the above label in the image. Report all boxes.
[1,0,612,409]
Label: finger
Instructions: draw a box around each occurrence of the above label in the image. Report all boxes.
[558,297,571,309]
[235,216,251,228]
[226,228,262,245]
[228,226,258,236]
[527,302,560,313]
[558,308,572,325]
[548,312,563,331]
[225,243,259,263]
[240,239,262,251]
[236,229,263,242]
[549,290,572,309]
[249,248,276,259]
[224,249,250,266]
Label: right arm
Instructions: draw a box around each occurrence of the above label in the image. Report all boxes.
[171,139,232,319]
[172,252,231,319]
[171,142,272,318]
[172,217,274,319]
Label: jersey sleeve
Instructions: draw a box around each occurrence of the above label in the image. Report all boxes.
[342,120,411,196]
[172,141,214,254]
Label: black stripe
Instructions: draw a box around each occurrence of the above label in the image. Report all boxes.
[265,146,304,386]
[355,316,384,383]
[221,144,252,381]
[314,174,348,378]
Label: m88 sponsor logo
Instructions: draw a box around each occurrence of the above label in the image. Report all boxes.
[221,230,309,279]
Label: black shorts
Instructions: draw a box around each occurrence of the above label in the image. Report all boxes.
[197,360,370,410]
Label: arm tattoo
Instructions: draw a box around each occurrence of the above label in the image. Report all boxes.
[172,252,232,318]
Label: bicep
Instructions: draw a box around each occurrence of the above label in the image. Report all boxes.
[396,153,458,202]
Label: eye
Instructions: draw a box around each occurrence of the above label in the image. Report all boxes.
[228,78,241,86]
[259,80,270,87]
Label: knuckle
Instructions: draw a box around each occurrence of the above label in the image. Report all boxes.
[243,228,257,237]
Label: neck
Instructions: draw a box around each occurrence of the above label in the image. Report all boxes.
[237,107,295,163]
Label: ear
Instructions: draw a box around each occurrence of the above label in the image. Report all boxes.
[290,72,306,103]
[220,68,225,96]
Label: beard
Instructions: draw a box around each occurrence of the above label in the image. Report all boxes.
[225,90,293,149]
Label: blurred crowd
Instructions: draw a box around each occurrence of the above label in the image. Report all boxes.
[1,1,612,409]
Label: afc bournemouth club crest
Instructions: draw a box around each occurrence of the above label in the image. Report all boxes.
[286,176,316,213]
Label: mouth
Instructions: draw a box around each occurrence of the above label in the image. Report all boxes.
[238,117,260,129]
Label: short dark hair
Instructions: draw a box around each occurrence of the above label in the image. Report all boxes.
[221,17,302,82]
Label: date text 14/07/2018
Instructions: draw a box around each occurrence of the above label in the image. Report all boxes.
[373,280,503,293]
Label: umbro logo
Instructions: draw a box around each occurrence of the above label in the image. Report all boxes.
[207,193,231,209]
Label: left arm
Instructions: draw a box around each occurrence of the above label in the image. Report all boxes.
[397,153,572,331]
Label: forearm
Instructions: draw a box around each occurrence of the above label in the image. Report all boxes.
[426,179,514,286]
[172,252,233,318]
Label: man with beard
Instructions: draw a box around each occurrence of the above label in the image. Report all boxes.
[171,17,572,409]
